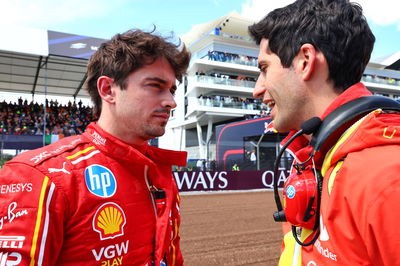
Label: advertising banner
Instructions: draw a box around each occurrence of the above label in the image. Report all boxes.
[173,169,289,192]
[48,30,106,59]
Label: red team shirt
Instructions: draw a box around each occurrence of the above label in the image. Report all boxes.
[0,122,186,266]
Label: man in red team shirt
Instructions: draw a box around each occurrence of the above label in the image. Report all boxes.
[0,29,190,265]
[249,0,400,265]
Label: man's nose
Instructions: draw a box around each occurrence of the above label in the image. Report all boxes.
[253,74,266,98]
[163,91,177,109]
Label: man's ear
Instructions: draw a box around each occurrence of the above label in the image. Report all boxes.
[97,76,116,103]
[297,43,317,81]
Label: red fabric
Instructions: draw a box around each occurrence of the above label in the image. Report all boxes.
[0,122,186,265]
[279,84,400,264]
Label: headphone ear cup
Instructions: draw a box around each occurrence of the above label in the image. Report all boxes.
[312,168,323,231]
[283,169,319,229]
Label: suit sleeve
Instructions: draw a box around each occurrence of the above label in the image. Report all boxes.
[0,162,66,265]
[361,175,400,265]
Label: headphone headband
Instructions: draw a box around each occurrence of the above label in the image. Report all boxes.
[310,96,400,156]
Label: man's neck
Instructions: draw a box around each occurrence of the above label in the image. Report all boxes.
[97,116,149,148]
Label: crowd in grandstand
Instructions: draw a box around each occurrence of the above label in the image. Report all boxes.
[196,94,264,110]
[247,109,270,119]
[205,50,258,67]
[0,98,94,136]
[362,74,400,86]
[195,71,256,88]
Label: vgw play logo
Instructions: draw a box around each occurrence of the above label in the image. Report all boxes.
[85,165,117,198]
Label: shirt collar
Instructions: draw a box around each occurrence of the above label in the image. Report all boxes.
[83,122,187,167]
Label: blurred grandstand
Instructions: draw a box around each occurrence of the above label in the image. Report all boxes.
[0,27,101,159]
[1,98,93,136]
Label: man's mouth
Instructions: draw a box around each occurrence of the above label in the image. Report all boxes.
[154,113,169,119]
[153,111,170,121]
[266,100,275,109]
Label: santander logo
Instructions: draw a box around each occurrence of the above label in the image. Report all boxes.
[319,216,329,241]
[314,215,338,262]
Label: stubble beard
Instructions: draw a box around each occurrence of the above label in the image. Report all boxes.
[279,95,308,132]
[273,102,304,133]
[143,122,167,139]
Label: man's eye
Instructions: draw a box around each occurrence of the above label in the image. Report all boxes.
[149,83,161,88]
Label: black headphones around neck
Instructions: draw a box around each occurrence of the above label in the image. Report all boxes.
[273,95,400,246]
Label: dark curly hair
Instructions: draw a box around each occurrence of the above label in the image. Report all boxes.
[85,29,191,118]
[249,0,375,92]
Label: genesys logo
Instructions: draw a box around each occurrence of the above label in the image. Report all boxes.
[93,202,126,240]
[0,183,32,194]
[85,165,117,198]
[0,252,21,266]
[0,236,25,249]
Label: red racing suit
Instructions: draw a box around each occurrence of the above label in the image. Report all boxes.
[279,83,400,265]
[0,122,186,266]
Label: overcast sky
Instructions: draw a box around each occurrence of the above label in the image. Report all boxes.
[0,0,399,60]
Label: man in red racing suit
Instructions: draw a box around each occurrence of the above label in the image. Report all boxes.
[0,29,190,265]
[0,122,186,265]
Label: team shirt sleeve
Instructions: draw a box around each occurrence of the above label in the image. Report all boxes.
[360,175,400,265]
[0,162,66,265]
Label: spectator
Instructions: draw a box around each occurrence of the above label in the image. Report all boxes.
[196,159,205,171]
[232,162,240,171]
[250,150,257,166]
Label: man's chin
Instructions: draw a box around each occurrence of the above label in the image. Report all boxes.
[145,127,166,138]
[273,120,293,133]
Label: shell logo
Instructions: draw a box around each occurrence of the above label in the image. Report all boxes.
[93,202,126,240]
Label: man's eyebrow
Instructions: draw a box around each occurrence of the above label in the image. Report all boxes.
[144,77,168,84]
[144,77,177,89]
[258,57,269,67]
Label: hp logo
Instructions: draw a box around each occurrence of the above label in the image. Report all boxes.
[85,164,117,197]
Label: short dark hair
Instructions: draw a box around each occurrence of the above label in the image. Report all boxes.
[249,0,375,92]
[85,29,191,117]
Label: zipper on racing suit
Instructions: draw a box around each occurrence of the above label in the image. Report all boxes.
[144,165,158,219]
[144,165,167,217]
[144,165,168,266]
